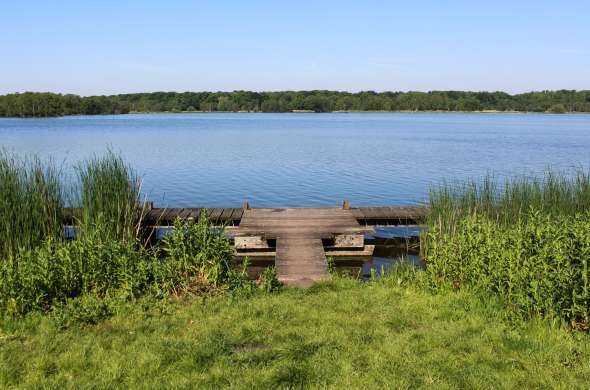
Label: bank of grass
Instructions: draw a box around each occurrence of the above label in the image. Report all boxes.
[1,276,590,388]
[423,169,590,326]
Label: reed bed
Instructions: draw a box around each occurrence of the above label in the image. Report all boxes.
[423,169,590,326]
[426,169,590,234]
[0,151,63,258]
[75,150,142,243]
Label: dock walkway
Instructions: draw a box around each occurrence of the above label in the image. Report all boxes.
[227,208,374,287]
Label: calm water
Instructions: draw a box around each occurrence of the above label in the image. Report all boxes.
[1,112,589,207]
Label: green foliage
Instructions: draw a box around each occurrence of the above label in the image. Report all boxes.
[257,267,282,293]
[0,228,160,316]
[426,169,590,237]
[0,151,253,317]
[424,170,590,326]
[75,150,142,243]
[549,103,567,113]
[51,294,117,329]
[1,90,590,116]
[160,213,234,293]
[425,211,590,326]
[0,151,63,258]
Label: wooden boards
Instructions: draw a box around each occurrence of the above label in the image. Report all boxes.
[236,208,371,238]
[63,206,427,226]
[230,208,375,287]
[275,237,328,288]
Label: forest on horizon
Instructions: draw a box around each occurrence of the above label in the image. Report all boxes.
[1,90,590,117]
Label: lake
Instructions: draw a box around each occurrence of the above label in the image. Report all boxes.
[1,112,589,207]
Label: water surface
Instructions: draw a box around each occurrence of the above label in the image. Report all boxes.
[1,112,589,207]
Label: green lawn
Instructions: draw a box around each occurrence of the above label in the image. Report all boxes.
[1,277,589,388]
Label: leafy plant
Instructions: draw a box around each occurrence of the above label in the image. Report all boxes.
[160,212,234,294]
[257,267,282,293]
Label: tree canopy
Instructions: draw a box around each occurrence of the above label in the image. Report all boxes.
[1,90,589,117]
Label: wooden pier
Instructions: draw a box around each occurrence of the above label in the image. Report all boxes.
[63,204,427,288]
[226,208,376,287]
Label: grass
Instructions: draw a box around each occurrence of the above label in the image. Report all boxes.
[2,151,590,387]
[1,277,589,388]
[1,151,254,316]
[0,150,63,258]
[75,150,142,243]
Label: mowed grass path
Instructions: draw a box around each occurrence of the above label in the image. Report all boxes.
[2,278,590,388]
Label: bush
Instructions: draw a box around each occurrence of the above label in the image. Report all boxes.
[257,267,282,293]
[0,225,161,315]
[51,294,117,329]
[159,213,235,294]
[424,210,590,326]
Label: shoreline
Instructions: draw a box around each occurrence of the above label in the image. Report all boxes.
[1,110,586,119]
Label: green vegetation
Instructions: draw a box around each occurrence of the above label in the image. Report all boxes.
[2,277,590,388]
[2,152,590,387]
[423,170,590,327]
[75,151,142,243]
[0,151,63,258]
[0,151,257,316]
[2,90,590,116]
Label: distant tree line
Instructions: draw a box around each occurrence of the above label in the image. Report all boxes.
[1,90,589,117]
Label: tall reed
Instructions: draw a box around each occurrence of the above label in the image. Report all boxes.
[0,151,63,258]
[75,151,142,243]
[426,168,590,237]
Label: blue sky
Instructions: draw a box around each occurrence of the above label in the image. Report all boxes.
[1,0,589,95]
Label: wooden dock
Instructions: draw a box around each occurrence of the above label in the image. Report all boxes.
[226,208,375,287]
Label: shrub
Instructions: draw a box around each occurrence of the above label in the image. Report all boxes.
[424,210,590,326]
[0,225,161,315]
[257,267,282,293]
[51,294,117,329]
[159,212,235,294]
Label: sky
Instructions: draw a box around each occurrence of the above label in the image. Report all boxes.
[1,0,589,95]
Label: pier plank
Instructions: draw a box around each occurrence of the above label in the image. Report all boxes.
[208,208,223,222]
[275,237,328,287]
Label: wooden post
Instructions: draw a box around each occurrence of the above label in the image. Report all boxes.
[243,200,250,210]
[144,201,154,210]
[342,199,350,210]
